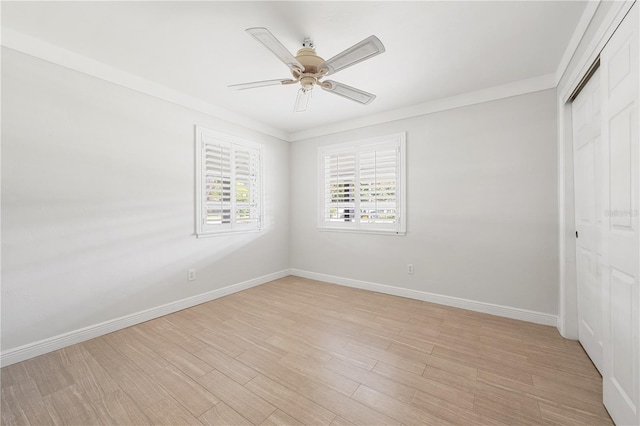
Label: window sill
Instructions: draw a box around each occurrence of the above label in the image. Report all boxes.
[196,228,263,238]
[317,227,406,236]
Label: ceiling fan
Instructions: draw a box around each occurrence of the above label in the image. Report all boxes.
[229,27,385,112]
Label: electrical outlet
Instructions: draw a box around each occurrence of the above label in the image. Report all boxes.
[407,264,414,274]
[188,269,196,281]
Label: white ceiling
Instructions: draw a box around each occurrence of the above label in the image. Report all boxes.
[3,1,587,137]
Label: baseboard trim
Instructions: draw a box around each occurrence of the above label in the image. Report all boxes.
[290,269,558,327]
[0,269,290,367]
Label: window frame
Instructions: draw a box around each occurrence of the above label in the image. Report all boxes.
[195,126,264,237]
[317,132,407,236]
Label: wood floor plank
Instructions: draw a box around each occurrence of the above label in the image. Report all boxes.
[0,363,31,389]
[390,333,438,353]
[91,389,152,425]
[423,352,478,380]
[82,336,136,375]
[0,277,612,426]
[109,365,169,410]
[296,379,400,426]
[472,381,544,425]
[538,401,614,425]
[246,374,335,426]
[57,343,121,402]
[345,341,426,376]
[372,361,475,410]
[143,396,204,425]
[412,389,506,426]
[193,328,248,358]
[527,363,602,394]
[197,369,276,424]
[329,347,379,371]
[423,365,478,394]
[103,327,170,375]
[132,326,214,379]
[266,334,334,363]
[279,352,360,396]
[223,317,273,341]
[1,382,53,426]
[325,356,417,403]
[22,352,75,397]
[151,365,219,417]
[387,342,433,363]
[532,374,605,405]
[43,384,101,425]
[1,386,30,426]
[477,370,611,420]
[260,409,305,426]
[330,416,357,426]
[199,402,253,426]
[138,316,210,353]
[236,346,308,391]
[431,345,534,385]
[351,384,452,426]
[164,310,208,335]
[526,351,601,379]
[194,345,259,385]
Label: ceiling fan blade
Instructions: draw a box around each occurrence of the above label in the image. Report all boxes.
[246,27,304,73]
[294,88,312,112]
[320,35,385,76]
[321,80,376,105]
[228,78,294,90]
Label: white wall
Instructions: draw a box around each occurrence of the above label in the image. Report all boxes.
[1,48,290,352]
[1,44,562,359]
[291,89,559,315]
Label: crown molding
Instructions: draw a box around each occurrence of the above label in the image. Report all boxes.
[3,21,588,144]
[558,0,636,102]
[1,28,290,142]
[289,72,556,142]
[554,0,600,86]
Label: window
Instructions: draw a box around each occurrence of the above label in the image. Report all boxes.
[195,127,263,236]
[318,132,406,235]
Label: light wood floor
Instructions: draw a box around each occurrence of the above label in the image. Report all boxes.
[1,276,613,425]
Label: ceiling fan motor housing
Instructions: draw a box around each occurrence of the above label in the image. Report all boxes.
[294,47,325,75]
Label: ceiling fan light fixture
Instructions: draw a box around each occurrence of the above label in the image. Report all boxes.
[299,75,316,90]
[294,87,312,112]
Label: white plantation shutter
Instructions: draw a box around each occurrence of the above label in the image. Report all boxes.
[359,143,398,229]
[204,143,232,227]
[196,127,263,236]
[318,133,406,235]
[324,151,357,225]
[233,146,260,227]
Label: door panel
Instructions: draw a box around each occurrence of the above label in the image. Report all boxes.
[610,104,634,229]
[601,4,639,425]
[573,66,603,373]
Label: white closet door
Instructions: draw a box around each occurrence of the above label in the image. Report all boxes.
[600,3,639,425]
[573,68,603,373]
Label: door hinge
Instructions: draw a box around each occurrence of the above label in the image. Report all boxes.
[576,230,579,238]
